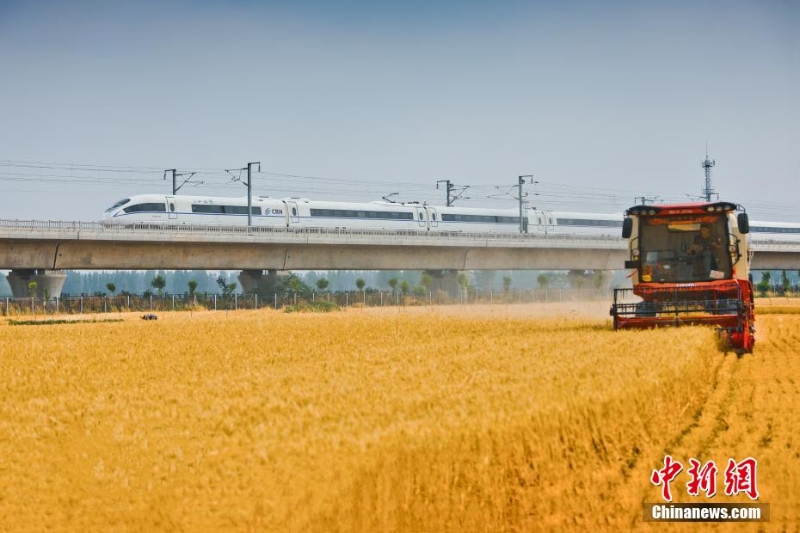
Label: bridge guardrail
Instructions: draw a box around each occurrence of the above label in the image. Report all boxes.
[749,239,800,250]
[2,219,799,251]
[0,219,628,245]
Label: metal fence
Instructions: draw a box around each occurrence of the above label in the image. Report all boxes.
[2,288,615,316]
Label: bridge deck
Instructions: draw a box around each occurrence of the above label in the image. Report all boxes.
[0,220,797,270]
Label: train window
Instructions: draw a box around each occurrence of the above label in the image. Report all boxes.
[432,213,436,221]
[222,206,260,215]
[442,213,520,224]
[751,226,800,234]
[309,209,414,220]
[105,198,130,212]
[190,204,260,215]
[292,207,297,216]
[123,203,166,213]
[555,218,623,228]
[419,213,423,220]
[192,204,224,214]
[169,203,175,212]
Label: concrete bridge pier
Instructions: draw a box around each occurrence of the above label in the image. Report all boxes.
[238,270,286,294]
[6,269,67,299]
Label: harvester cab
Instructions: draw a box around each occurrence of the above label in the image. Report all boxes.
[610,202,755,354]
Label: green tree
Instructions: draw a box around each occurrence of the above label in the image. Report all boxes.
[399,280,410,296]
[457,273,470,294]
[216,275,236,296]
[279,273,312,299]
[537,273,550,289]
[186,279,199,305]
[316,278,329,291]
[388,277,399,295]
[151,274,166,296]
[757,271,771,297]
[413,284,426,298]
[419,273,433,294]
[502,275,512,294]
[781,270,791,295]
[27,281,38,298]
[356,278,366,292]
[106,282,116,295]
[288,274,304,294]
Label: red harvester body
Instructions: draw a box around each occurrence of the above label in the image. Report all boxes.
[610,201,755,353]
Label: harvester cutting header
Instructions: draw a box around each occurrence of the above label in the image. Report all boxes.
[610,201,755,353]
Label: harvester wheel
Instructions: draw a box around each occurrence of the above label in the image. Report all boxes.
[740,317,755,355]
[726,319,755,356]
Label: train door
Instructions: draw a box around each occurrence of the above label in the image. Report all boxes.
[166,196,177,220]
[534,211,544,233]
[541,210,555,234]
[286,201,300,225]
[415,207,427,229]
[428,207,439,228]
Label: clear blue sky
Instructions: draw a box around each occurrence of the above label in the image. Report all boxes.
[1,0,797,220]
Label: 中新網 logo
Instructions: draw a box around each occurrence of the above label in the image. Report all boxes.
[650,455,759,502]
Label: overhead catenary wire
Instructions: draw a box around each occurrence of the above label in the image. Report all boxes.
[0,158,797,220]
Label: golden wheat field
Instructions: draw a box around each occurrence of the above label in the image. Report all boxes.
[0,303,798,532]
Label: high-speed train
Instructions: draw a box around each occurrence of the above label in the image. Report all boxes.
[748,221,800,241]
[102,194,624,235]
[102,194,800,240]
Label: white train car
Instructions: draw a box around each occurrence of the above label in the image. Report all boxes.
[102,194,627,235]
[433,205,521,233]
[104,194,524,232]
[748,220,800,243]
[537,211,624,235]
[287,199,425,230]
[104,194,287,227]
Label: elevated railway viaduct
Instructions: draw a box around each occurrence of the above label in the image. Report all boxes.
[2,220,798,298]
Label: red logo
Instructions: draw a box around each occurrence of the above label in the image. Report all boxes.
[724,458,760,500]
[651,456,759,501]
[651,455,683,502]
[686,459,718,497]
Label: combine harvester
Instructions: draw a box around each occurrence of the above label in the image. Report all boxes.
[610,201,755,354]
